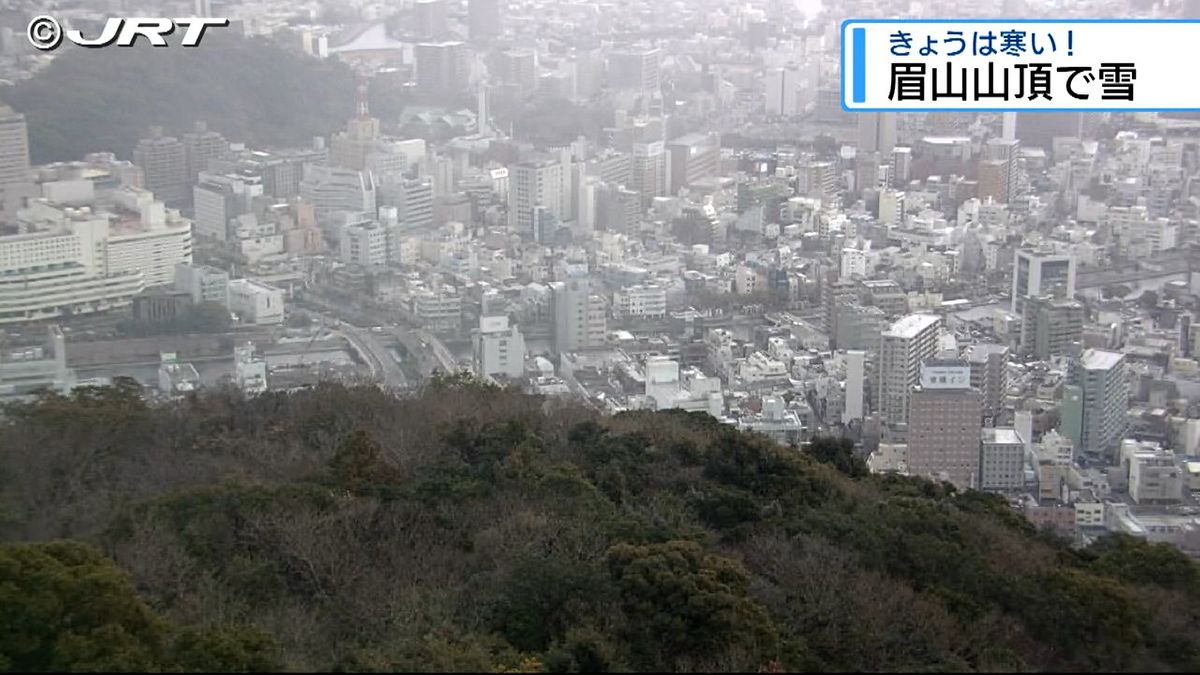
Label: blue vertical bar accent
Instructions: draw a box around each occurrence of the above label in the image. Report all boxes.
[852,27,866,104]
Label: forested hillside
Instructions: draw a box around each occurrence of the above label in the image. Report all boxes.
[1,32,356,163]
[2,377,1200,672]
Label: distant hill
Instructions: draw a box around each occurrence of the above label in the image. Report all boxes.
[3,376,1200,672]
[1,32,356,163]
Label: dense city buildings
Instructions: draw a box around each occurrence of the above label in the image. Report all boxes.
[0,0,1198,567]
[1,182,192,324]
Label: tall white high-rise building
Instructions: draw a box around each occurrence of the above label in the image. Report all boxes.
[508,158,565,238]
[645,357,681,409]
[193,172,263,241]
[299,164,376,231]
[980,428,1026,492]
[878,189,905,226]
[843,350,866,425]
[877,314,942,426]
[477,84,492,138]
[102,187,194,287]
[858,112,897,154]
[339,218,389,267]
[379,176,433,231]
[1002,112,1017,141]
[174,263,229,307]
[473,315,526,380]
[764,66,801,116]
[1012,248,1076,313]
[571,162,596,237]
[233,343,268,395]
[630,141,666,205]
[550,277,606,354]
[1067,349,1130,461]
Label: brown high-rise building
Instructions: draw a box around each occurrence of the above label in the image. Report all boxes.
[0,105,35,223]
[133,128,188,205]
[182,122,229,186]
[981,137,1020,203]
[415,41,470,97]
[977,159,1008,204]
[492,48,537,97]
[607,48,661,92]
[1020,296,1084,360]
[857,112,896,154]
[907,360,983,490]
[965,343,1010,425]
[666,132,720,196]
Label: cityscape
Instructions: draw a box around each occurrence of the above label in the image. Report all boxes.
[4,0,1200,671]
[2,0,1199,550]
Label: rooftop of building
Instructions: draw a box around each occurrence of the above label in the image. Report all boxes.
[883,313,940,339]
[229,278,283,293]
[1080,348,1125,370]
[1027,295,1084,308]
[178,262,229,276]
[983,428,1025,446]
[924,358,968,369]
[920,136,971,144]
[1016,247,1073,260]
[964,343,1010,361]
[859,278,903,290]
[667,132,718,147]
